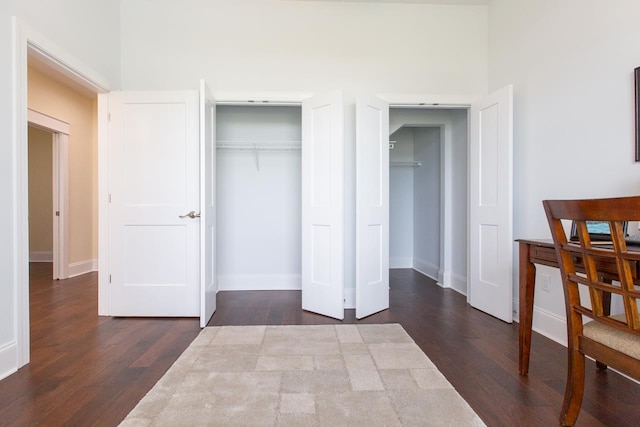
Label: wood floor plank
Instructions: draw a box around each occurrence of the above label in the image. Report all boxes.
[1,264,639,425]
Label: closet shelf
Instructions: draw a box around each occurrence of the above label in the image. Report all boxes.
[216,142,301,151]
[217,142,301,172]
[390,161,422,168]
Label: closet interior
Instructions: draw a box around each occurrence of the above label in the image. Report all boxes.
[389,123,441,277]
[216,104,302,291]
[388,107,469,285]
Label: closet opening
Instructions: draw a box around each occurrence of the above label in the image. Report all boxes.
[216,104,303,292]
[388,107,469,294]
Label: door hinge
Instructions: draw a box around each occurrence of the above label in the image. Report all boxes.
[109,193,112,203]
[109,274,112,283]
[108,112,111,122]
[55,211,60,217]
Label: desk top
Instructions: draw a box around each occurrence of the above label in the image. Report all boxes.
[516,239,553,247]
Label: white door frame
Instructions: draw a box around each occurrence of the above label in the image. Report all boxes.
[27,109,70,280]
[12,18,110,368]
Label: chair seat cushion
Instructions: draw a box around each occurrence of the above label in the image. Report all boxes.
[583,314,640,360]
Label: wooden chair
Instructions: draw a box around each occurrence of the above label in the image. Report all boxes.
[543,196,640,426]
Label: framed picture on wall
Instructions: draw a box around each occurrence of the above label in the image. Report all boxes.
[635,66,640,161]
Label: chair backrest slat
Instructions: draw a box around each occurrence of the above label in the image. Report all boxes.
[543,196,640,337]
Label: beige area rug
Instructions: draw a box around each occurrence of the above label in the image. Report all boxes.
[121,324,485,426]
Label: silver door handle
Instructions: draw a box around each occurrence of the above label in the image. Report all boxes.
[179,210,200,219]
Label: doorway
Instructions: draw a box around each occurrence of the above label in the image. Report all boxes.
[15,46,102,368]
[216,104,302,291]
[388,107,469,294]
[27,109,70,281]
[28,126,54,270]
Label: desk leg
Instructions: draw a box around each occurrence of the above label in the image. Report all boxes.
[519,243,536,375]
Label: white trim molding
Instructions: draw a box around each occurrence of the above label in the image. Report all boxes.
[97,94,110,315]
[449,272,468,296]
[380,93,479,107]
[29,251,53,262]
[413,258,440,282]
[0,341,18,381]
[67,259,98,278]
[27,109,70,134]
[218,274,302,291]
[531,306,568,347]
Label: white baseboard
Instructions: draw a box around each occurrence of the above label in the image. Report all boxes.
[531,306,568,346]
[67,259,98,278]
[389,257,412,269]
[29,251,52,262]
[448,272,468,296]
[514,303,567,347]
[413,258,439,281]
[0,341,17,381]
[344,288,355,309]
[218,274,302,291]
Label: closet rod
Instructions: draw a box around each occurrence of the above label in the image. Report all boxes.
[390,161,422,167]
[216,143,301,151]
[217,140,302,145]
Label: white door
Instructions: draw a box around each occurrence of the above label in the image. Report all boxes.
[355,96,390,319]
[468,85,514,323]
[200,80,217,327]
[109,91,200,316]
[301,92,345,320]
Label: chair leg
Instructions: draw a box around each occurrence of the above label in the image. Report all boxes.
[560,348,586,426]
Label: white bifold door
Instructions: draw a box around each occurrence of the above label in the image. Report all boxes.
[355,96,390,319]
[199,80,217,327]
[468,85,514,323]
[109,91,201,317]
[301,92,345,320]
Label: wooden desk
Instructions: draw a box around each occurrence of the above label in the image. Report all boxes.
[517,239,556,375]
[517,239,633,375]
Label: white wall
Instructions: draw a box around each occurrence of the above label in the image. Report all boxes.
[489,0,640,343]
[121,0,488,95]
[389,126,444,280]
[413,127,441,276]
[28,126,53,258]
[0,0,120,380]
[216,106,302,290]
[16,1,121,89]
[389,127,415,268]
[450,109,468,287]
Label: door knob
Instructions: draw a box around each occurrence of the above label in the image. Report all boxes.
[179,210,200,219]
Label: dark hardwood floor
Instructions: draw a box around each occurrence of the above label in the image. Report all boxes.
[1,264,639,426]
[0,264,200,426]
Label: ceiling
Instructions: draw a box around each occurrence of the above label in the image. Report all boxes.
[290,0,492,5]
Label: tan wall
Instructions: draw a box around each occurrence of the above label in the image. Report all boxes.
[28,66,97,264]
[28,126,53,254]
